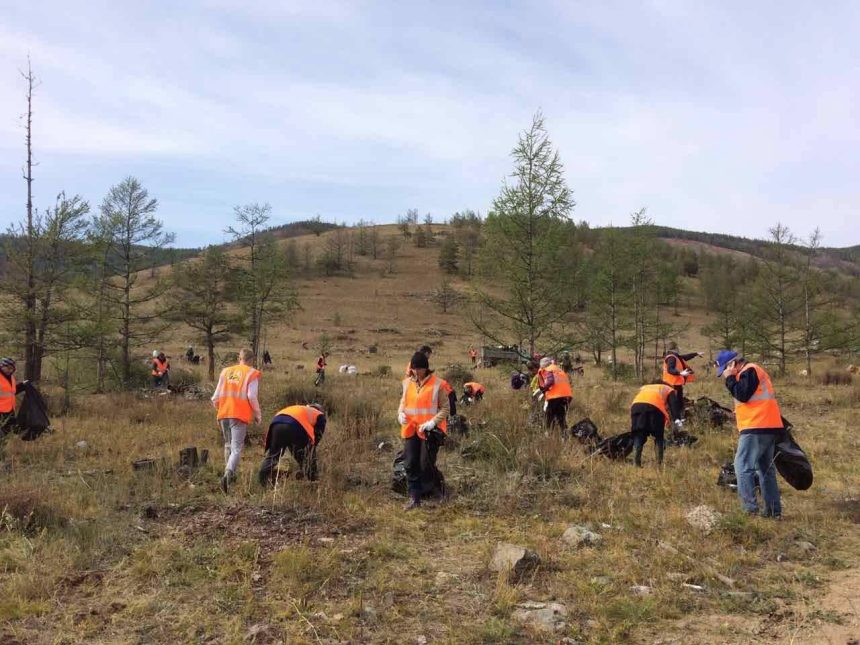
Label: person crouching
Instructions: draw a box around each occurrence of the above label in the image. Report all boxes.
[259,404,326,484]
[630,381,684,468]
[397,351,449,510]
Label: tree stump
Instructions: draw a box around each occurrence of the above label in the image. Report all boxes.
[179,447,199,469]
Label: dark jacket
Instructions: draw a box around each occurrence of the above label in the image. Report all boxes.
[268,413,327,449]
[664,351,698,376]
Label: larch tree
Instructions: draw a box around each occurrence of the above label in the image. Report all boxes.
[472,111,574,355]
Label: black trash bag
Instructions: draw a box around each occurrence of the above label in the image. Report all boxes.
[717,462,759,491]
[569,417,602,446]
[447,414,470,436]
[666,427,699,447]
[16,382,51,441]
[390,447,447,499]
[590,432,634,460]
[774,430,813,491]
[510,372,528,391]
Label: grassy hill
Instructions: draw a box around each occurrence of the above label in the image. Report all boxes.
[1,223,858,643]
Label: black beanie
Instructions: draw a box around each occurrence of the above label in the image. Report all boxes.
[410,351,430,370]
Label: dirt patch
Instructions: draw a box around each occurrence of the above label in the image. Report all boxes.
[791,568,860,644]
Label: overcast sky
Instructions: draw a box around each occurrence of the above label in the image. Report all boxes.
[1,1,858,248]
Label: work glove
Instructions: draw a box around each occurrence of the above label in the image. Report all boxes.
[674,419,685,428]
[417,420,435,439]
[680,368,693,376]
[397,411,407,425]
[543,400,549,412]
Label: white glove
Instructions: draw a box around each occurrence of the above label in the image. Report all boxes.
[543,400,549,412]
[398,411,407,425]
[680,368,692,376]
[674,419,685,428]
[418,420,436,433]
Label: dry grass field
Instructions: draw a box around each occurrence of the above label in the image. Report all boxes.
[1,228,858,644]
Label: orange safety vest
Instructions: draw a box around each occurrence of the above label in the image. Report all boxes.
[400,373,448,439]
[662,354,695,386]
[152,357,169,377]
[631,383,673,425]
[734,363,783,432]
[274,405,323,445]
[539,364,572,400]
[0,374,16,414]
[464,382,485,395]
[216,364,261,424]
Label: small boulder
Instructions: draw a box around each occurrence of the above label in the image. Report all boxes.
[685,505,723,535]
[561,525,602,548]
[490,543,541,583]
[795,540,816,553]
[76,440,88,450]
[630,585,652,596]
[512,601,568,633]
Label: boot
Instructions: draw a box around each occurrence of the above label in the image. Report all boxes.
[403,493,421,511]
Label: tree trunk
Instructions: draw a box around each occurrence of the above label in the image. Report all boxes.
[22,62,37,381]
[207,335,216,382]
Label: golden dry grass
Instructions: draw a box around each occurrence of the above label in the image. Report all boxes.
[0,231,857,644]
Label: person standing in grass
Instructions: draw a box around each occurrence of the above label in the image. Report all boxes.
[0,357,25,440]
[715,350,784,519]
[537,356,572,434]
[314,351,329,386]
[397,351,449,510]
[662,341,703,402]
[629,381,684,468]
[259,404,326,484]
[211,349,262,493]
[151,350,170,389]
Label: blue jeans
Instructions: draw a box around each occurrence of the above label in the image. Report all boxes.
[734,432,782,516]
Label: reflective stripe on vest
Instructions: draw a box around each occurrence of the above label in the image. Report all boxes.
[216,364,260,423]
[662,354,688,387]
[542,365,572,400]
[400,374,447,438]
[734,363,783,431]
[631,384,672,424]
[275,405,323,445]
[0,374,16,413]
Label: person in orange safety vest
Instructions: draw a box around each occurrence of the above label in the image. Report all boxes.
[537,357,572,434]
[629,381,684,468]
[211,349,262,492]
[397,351,450,510]
[716,350,784,519]
[662,341,703,402]
[259,403,326,484]
[463,382,485,403]
[151,350,170,389]
[0,357,26,440]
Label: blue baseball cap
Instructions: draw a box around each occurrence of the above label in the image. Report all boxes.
[714,350,738,377]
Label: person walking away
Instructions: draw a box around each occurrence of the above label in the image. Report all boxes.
[630,381,684,467]
[314,352,328,386]
[151,351,170,389]
[537,357,572,434]
[212,349,262,492]
[463,382,485,404]
[0,357,26,442]
[468,347,478,367]
[397,351,449,510]
[662,341,702,402]
[259,404,326,484]
[716,350,784,518]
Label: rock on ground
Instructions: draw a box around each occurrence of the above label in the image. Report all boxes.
[490,543,541,583]
[685,505,723,534]
[512,601,568,633]
[561,524,602,548]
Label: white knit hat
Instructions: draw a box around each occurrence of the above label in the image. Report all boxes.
[539,356,552,368]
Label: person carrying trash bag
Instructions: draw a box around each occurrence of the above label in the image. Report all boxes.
[0,357,26,441]
[259,404,326,484]
[716,350,785,519]
[397,351,449,510]
[536,357,572,434]
[630,381,684,468]
[662,341,703,401]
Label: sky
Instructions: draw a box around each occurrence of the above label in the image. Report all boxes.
[1,0,858,248]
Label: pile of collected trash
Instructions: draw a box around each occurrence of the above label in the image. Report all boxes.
[684,396,735,428]
[567,417,698,459]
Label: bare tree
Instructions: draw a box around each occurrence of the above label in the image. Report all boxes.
[20,59,39,379]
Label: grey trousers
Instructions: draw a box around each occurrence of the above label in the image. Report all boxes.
[219,418,248,475]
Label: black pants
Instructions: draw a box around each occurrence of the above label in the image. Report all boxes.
[314,370,325,386]
[259,422,319,483]
[631,407,665,466]
[673,385,684,402]
[403,435,441,497]
[0,412,16,439]
[545,397,569,434]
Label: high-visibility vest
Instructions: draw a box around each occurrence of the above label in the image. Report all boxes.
[216,364,261,424]
[400,374,448,439]
[464,382,485,396]
[631,384,673,425]
[662,354,694,386]
[152,358,169,377]
[274,405,324,445]
[539,365,572,400]
[0,374,16,414]
[734,363,783,431]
